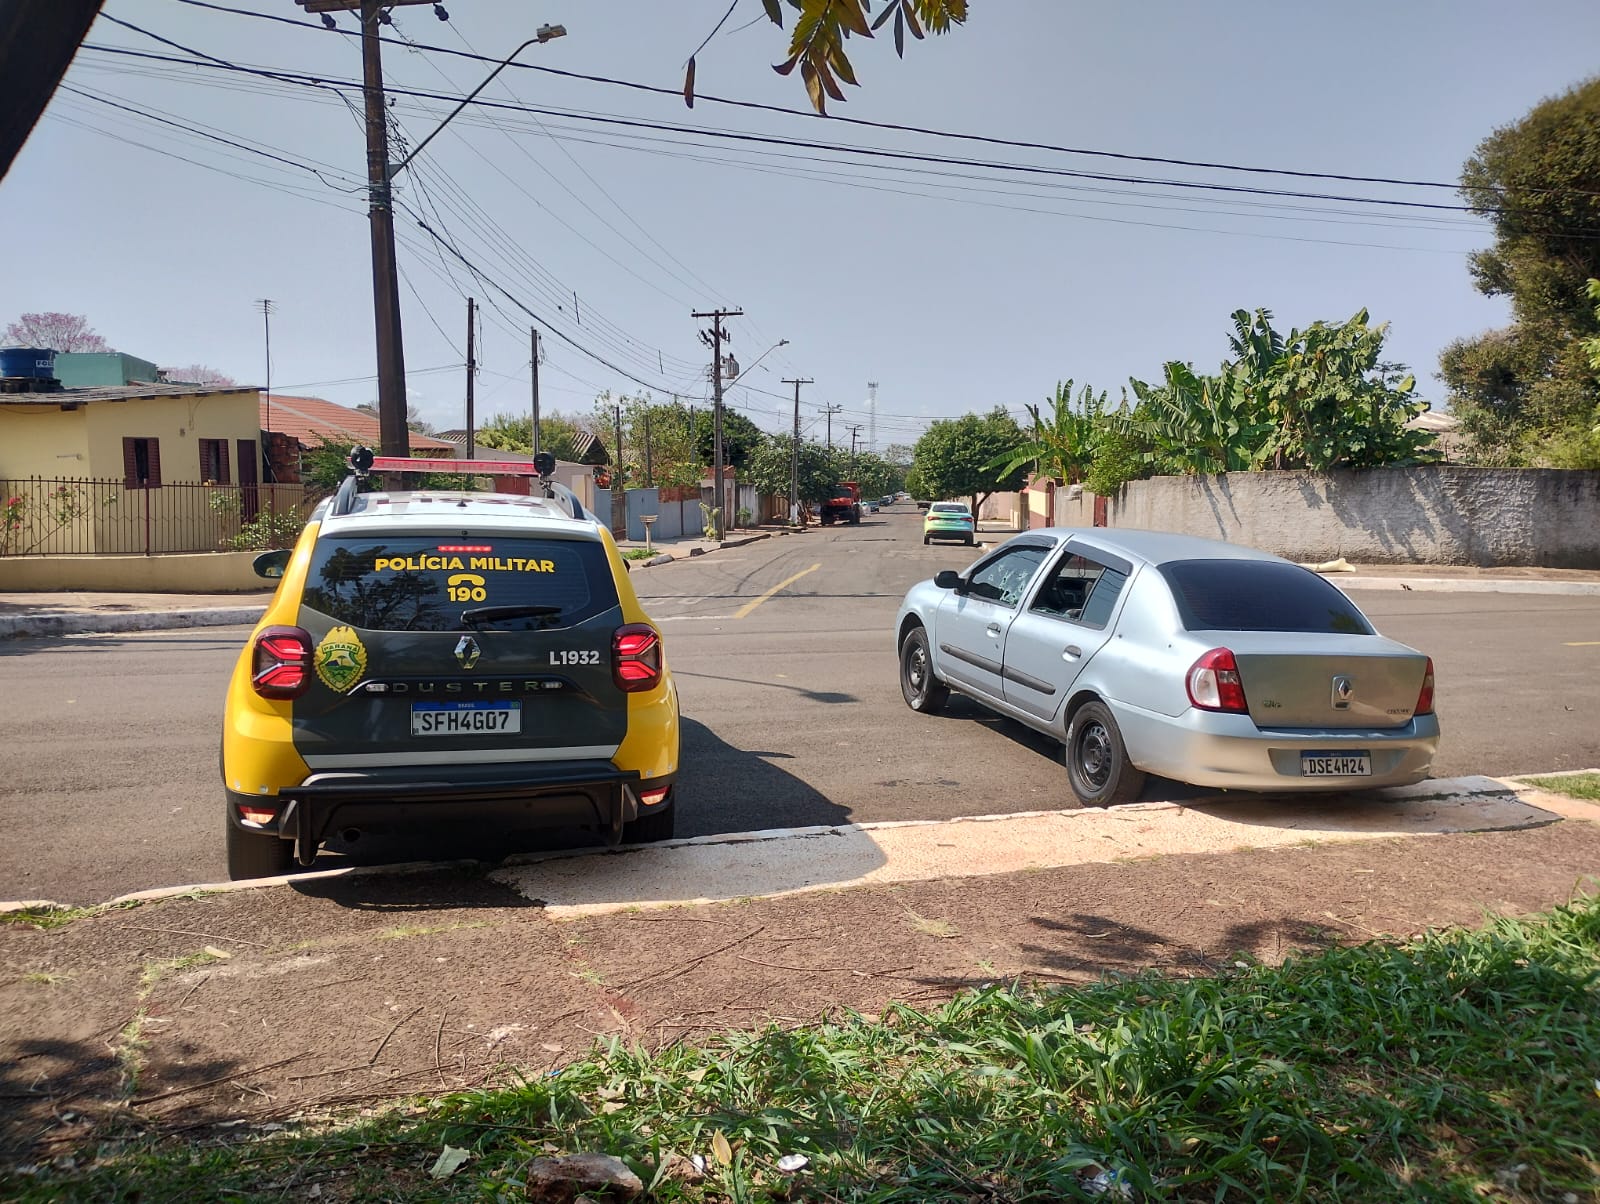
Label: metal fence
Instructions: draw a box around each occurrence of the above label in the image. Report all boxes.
[1,477,321,556]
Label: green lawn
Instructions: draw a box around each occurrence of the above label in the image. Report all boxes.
[1519,772,1600,802]
[9,898,1599,1202]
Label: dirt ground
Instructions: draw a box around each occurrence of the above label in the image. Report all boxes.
[4,818,1600,1165]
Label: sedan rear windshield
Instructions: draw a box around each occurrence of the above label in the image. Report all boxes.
[1158,559,1373,635]
[929,504,970,515]
[302,536,619,631]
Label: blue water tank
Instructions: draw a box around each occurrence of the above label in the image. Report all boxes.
[0,347,57,379]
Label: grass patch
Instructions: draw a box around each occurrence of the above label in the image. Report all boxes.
[1519,771,1600,802]
[20,970,70,987]
[622,547,659,561]
[138,949,229,996]
[113,1011,149,1099]
[377,921,490,941]
[10,897,1600,1201]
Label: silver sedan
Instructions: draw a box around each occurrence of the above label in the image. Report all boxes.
[894,528,1439,805]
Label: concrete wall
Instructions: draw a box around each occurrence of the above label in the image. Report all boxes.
[0,551,267,592]
[1091,467,1600,568]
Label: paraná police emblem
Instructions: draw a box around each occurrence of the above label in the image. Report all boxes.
[314,625,367,692]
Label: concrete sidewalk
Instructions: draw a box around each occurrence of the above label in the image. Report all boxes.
[0,527,798,639]
[2,525,1598,639]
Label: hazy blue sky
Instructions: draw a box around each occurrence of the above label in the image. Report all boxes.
[4,1,1598,451]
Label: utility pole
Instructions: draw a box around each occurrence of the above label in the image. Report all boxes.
[256,298,274,482]
[693,306,743,540]
[821,403,843,450]
[464,296,476,460]
[529,326,542,459]
[847,424,863,476]
[783,377,812,526]
[297,1,568,460]
[644,408,654,487]
[359,0,409,458]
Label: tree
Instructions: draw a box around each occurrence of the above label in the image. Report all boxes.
[1128,308,1436,474]
[477,410,602,464]
[163,364,237,388]
[744,434,844,504]
[686,0,969,116]
[989,380,1109,486]
[911,407,1026,513]
[4,311,108,352]
[1439,76,1600,465]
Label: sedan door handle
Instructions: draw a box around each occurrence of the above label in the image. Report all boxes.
[986,622,1002,636]
[1063,644,1082,659]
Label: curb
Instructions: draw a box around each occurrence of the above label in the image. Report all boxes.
[1330,576,1600,597]
[0,606,266,640]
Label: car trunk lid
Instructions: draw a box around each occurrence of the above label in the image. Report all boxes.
[1229,635,1429,729]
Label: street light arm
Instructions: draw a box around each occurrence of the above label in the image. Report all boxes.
[726,338,788,389]
[390,24,565,178]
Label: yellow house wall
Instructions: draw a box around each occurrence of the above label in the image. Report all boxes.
[0,406,90,478]
[83,390,261,482]
[0,551,267,591]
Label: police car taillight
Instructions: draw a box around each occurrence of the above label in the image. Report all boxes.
[613,624,661,692]
[252,625,314,699]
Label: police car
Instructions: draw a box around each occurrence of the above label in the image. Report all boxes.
[220,448,679,879]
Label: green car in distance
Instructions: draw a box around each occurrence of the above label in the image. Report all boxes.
[923,502,975,546]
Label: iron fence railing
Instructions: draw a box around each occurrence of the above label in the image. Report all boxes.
[1,477,322,557]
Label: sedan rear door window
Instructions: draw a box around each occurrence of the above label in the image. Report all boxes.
[1159,559,1373,634]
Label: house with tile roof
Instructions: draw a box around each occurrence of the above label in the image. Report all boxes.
[260,394,456,482]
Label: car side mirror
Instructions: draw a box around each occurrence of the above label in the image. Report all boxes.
[934,569,964,591]
[253,548,291,580]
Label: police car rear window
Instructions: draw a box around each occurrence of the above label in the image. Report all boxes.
[301,536,619,631]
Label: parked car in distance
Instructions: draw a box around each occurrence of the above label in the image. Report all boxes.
[880,496,894,507]
[894,528,1438,806]
[219,448,680,879]
[923,501,975,546]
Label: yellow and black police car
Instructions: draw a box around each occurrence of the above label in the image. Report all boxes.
[220,448,678,879]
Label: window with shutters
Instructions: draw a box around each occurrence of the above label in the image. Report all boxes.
[199,438,230,484]
[122,437,162,488]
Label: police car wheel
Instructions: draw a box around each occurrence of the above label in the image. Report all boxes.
[226,813,293,880]
[624,792,676,844]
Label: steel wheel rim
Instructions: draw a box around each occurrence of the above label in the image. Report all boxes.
[905,642,928,699]
[1078,720,1113,789]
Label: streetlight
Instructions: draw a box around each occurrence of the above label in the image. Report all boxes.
[725,338,788,389]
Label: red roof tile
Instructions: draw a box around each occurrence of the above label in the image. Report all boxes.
[260,394,455,451]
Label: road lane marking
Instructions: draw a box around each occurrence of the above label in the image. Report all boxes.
[734,563,821,619]
[1565,641,1600,646]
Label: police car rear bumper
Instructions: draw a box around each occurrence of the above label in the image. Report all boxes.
[255,761,669,864]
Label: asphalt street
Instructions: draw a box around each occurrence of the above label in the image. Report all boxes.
[3,506,1597,905]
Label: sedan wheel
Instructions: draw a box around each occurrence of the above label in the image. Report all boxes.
[899,626,949,714]
[1065,700,1146,806]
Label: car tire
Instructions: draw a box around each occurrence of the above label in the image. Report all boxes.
[899,625,950,714]
[922,535,931,545]
[1064,700,1146,807]
[226,813,293,880]
[624,792,676,843]
[965,536,975,546]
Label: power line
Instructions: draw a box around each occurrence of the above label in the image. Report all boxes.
[166,0,1598,201]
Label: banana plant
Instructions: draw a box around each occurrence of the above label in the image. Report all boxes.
[987,380,1108,484]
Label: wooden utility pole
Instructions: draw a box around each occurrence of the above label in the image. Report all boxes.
[529,326,542,459]
[358,0,408,458]
[783,377,812,526]
[464,296,475,459]
[692,307,743,540]
[644,408,654,486]
[821,403,843,450]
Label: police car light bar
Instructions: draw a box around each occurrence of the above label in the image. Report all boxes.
[370,457,535,475]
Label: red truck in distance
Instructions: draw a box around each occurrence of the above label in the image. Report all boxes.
[819,481,862,525]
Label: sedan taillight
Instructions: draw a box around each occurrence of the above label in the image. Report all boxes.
[1415,657,1435,716]
[1187,647,1248,713]
[252,625,313,699]
[613,623,662,692]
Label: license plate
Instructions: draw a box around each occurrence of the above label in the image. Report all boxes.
[1301,752,1371,777]
[411,701,521,736]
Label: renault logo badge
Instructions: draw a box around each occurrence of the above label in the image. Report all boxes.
[454,635,481,669]
[1331,675,1353,709]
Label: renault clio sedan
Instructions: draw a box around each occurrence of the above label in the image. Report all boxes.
[895,529,1438,805]
[221,450,679,879]
[923,502,975,546]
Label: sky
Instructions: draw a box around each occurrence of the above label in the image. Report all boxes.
[3,1,1599,453]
